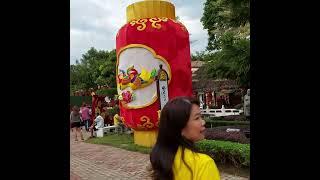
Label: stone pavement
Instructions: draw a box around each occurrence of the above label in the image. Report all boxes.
[70,130,249,180]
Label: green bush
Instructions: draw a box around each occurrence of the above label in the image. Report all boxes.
[203,116,225,121]
[107,106,119,117]
[196,140,250,167]
[204,120,250,128]
[70,96,92,107]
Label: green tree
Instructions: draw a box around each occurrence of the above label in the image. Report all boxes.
[95,49,117,88]
[200,0,250,87]
[201,0,250,50]
[203,33,250,86]
[70,48,117,94]
[191,51,206,61]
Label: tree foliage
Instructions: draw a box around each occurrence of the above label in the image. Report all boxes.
[201,0,250,50]
[200,0,250,87]
[70,48,117,94]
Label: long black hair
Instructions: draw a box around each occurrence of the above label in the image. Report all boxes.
[150,96,201,180]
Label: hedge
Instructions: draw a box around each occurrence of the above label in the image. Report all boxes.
[196,140,250,167]
[106,106,120,117]
[70,96,92,107]
[205,130,250,144]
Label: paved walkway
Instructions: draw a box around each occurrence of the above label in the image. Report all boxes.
[70,130,249,180]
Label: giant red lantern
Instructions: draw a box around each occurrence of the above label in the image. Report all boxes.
[116,0,193,147]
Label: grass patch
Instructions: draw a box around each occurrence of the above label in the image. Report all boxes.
[85,134,152,154]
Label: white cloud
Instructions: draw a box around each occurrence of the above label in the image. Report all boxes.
[70,0,208,64]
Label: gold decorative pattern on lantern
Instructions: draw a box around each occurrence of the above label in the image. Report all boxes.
[149,18,161,29]
[130,17,169,31]
[160,17,168,22]
[149,17,168,29]
[157,110,161,120]
[130,20,137,26]
[130,18,148,31]
[137,116,154,129]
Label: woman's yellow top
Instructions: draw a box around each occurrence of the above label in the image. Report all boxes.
[173,146,220,180]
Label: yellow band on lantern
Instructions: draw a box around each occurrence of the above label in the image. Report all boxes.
[126,0,175,22]
[133,130,158,147]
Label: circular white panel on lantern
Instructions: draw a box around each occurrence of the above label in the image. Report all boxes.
[118,47,170,109]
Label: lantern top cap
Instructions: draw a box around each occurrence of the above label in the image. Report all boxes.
[126,0,175,22]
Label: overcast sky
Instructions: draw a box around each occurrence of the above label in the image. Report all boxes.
[70,0,208,65]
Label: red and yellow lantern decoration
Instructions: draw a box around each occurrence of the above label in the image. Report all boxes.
[116,0,193,147]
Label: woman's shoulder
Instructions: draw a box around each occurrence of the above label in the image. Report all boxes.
[192,150,214,164]
[175,147,220,180]
[180,147,213,164]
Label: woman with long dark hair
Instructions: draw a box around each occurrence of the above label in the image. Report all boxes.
[150,96,220,180]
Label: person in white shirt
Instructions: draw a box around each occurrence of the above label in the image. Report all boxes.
[89,112,104,138]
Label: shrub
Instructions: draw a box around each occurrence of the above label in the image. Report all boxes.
[205,129,250,144]
[204,116,225,121]
[223,115,247,121]
[196,140,250,167]
[233,104,243,109]
[107,106,120,117]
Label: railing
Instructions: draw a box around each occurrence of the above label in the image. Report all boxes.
[201,106,243,117]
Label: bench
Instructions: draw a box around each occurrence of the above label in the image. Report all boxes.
[96,125,118,137]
